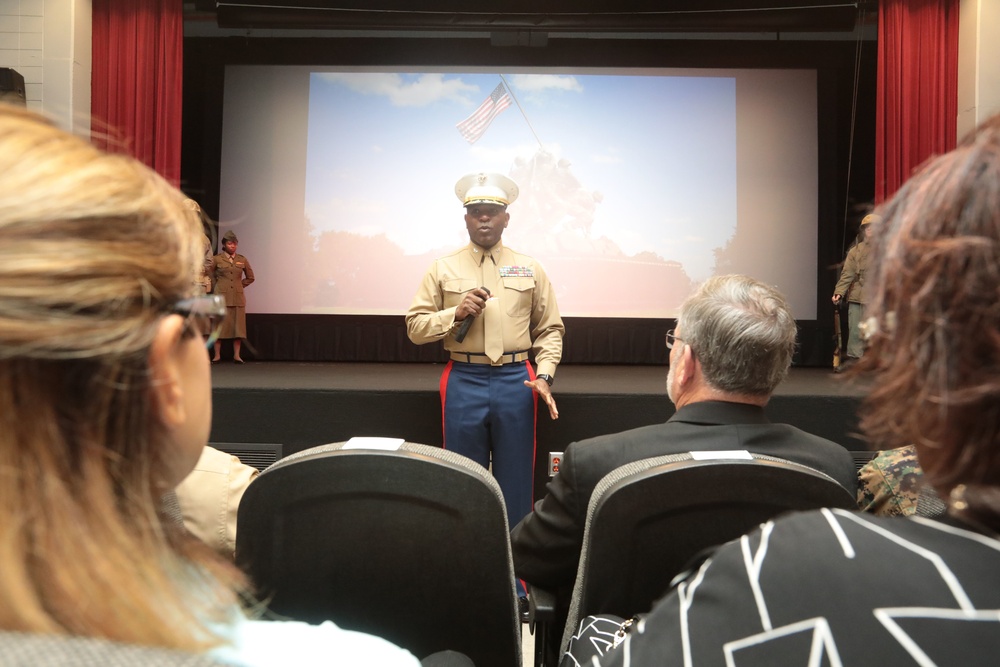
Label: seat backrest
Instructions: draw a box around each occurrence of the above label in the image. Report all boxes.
[561,451,857,651]
[0,631,227,666]
[236,441,522,667]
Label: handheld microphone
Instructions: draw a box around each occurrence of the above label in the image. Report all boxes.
[454,287,490,343]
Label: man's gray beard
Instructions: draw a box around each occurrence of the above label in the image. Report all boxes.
[666,362,677,405]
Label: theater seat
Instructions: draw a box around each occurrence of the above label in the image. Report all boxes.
[530,451,857,664]
[235,440,522,667]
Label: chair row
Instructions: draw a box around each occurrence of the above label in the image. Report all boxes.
[233,441,856,667]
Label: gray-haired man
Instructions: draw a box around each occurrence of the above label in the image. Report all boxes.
[511,274,857,649]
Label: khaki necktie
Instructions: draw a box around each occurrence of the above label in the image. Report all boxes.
[482,252,504,363]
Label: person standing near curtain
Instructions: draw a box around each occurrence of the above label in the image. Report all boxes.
[211,230,254,364]
[183,199,215,341]
[832,213,879,370]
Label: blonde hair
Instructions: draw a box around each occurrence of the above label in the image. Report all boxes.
[0,105,245,649]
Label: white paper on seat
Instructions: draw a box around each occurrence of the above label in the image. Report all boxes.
[343,437,405,450]
[689,450,753,460]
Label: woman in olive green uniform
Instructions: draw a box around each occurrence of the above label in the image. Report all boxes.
[210,230,254,363]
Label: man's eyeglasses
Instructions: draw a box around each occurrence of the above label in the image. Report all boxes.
[173,294,226,349]
[665,329,685,350]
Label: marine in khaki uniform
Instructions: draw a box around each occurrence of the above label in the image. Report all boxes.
[406,172,565,609]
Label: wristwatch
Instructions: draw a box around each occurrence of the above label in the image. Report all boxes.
[536,374,554,386]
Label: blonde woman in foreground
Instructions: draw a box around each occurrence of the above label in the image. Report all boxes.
[0,105,455,666]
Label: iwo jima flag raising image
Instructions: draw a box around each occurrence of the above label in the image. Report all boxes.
[297,70,807,321]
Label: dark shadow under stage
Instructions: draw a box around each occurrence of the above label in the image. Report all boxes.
[210,362,873,501]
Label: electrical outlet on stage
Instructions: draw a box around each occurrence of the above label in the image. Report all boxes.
[548,452,563,477]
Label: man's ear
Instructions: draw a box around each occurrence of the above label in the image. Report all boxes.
[677,345,697,387]
[148,315,187,428]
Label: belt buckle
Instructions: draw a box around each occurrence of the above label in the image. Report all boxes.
[491,356,504,367]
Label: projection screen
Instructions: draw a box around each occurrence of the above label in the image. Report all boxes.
[219,66,818,319]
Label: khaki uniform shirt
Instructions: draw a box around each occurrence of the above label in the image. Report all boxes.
[175,446,260,557]
[406,241,564,377]
[833,240,871,304]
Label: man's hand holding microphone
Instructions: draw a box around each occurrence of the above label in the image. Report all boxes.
[454,287,490,342]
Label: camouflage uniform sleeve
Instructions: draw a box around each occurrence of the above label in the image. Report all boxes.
[856,445,923,517]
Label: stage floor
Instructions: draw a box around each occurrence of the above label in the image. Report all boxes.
[209,361,869,398]
[208,362,874,501]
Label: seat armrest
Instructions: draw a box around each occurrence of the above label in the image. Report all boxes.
[527,582,558,666]
[527,582,556,625]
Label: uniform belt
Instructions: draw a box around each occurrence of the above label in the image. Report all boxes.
[450,351,530,366]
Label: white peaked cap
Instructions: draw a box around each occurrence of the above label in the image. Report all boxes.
[455,172,519,207]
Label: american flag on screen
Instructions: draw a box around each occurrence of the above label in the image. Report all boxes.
[456,82,512,144]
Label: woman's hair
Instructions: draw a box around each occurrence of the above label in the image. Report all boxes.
[860,112,1000,531]
[0,105,245,648]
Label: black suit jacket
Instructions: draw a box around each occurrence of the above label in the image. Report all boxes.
[510,400,858,590]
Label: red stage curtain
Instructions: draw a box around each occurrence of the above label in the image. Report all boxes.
[875,0,959,203]
[91,0,184,186]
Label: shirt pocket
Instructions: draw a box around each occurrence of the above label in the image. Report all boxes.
[442,278,479,310]
[501,276,534,317]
